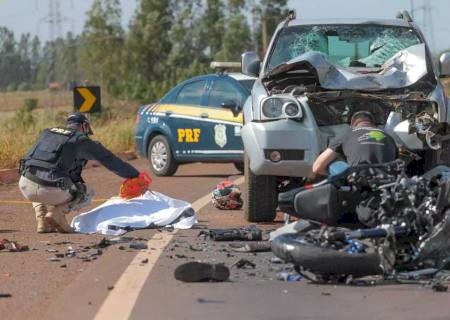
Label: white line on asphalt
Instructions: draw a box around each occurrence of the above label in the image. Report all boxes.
[94,176,244,320]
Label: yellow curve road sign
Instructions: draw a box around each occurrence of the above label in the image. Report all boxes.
[74,86,101,113]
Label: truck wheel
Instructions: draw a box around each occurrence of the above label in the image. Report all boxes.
[148,135,178,176]
[244,155,277,222]
[233,162,244,173]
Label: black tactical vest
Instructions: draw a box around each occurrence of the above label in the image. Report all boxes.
[21,127,88,183]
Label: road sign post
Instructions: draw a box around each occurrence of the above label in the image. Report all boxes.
[73,86,101,113]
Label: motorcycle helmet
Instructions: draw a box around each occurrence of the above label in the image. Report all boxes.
[211,181,243,210]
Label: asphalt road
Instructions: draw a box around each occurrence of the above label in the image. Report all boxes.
[1,160,449,320]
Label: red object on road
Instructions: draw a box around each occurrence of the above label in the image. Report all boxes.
[212,180,243,210]
[119,172,153,199]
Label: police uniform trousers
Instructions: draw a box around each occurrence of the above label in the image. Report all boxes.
[18,176,75,220]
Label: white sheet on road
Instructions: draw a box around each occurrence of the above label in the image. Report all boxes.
[71,191,196,235]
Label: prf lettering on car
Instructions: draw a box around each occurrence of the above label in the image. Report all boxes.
[177,128,201,143]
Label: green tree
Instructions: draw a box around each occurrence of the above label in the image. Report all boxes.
[166,0,208,83]
[199,0,225,59]
[125,0,173,101]
[80,0,124,95]
[17,33,32,89]
[30,36,42,88]
[0,27,20,90]
[215,0,252,61]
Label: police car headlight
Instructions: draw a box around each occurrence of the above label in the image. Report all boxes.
[261,96,302,120]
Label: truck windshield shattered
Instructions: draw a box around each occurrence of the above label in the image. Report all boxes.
[268,25,422,69]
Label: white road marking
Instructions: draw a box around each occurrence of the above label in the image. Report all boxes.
[94,176,244,320]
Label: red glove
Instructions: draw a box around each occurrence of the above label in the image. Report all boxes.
[119,172,152,199]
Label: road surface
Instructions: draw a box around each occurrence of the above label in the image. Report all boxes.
[0,160,449,320]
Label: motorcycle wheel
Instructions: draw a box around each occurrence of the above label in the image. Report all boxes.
[271,233,383,277]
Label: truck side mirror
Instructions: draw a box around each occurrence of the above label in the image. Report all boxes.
[241,52,260,77]
[439,52,450,78]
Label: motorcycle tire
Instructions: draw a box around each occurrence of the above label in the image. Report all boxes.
[271,233,383,277]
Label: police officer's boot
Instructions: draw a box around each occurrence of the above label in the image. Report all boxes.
[45,206,74,233]
[33,203,55,233]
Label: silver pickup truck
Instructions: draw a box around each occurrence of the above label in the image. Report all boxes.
[241,10,450,222]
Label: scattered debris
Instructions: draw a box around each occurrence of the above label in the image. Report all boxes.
[107,285,114,291]
[427,280,448,292]
[48,257,61,262]
[141,258,149,264]
[0,294,12,298]
[129,242,148,250]
[46,249,58,253]
[60,264,67,268]
[0,239,29,252]
[276,272,302,282]
[54,240,72,245]
[199,226,262,241]
[229,241,271,252]
[321,292,332,296]
[270,257,284,264]
[232,258,256,269]
[189,245,204,252]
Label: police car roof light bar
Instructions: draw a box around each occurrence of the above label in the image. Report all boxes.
[210,61,241,74]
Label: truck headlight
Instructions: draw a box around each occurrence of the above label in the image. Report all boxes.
[284,102,299,117]
[261,96,302,120]
[262,98,283,118]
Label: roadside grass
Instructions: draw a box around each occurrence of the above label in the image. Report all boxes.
[0,106,137,169]
[0,90,71,112]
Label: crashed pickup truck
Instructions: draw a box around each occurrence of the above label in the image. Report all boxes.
[240,10,450,222]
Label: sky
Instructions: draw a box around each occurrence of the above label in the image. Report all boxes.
[0,0,449,53]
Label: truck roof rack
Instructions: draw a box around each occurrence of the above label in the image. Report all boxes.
[396,10,413,22]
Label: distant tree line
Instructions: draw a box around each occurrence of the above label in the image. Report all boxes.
[0,0,287,102]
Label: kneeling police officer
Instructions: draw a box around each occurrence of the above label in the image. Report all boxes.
[19,112,140,233]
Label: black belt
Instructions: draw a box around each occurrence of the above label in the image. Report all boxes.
[23,171,74,191]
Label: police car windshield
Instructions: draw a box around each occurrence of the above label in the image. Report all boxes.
[267,25,421,69]
[238,79,255,93]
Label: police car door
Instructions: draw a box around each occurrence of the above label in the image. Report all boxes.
[201,78,244,158]
[166,79,208,158]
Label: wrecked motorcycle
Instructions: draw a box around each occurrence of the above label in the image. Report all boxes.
[273,160,450,278]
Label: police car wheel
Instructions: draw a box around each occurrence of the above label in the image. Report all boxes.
[244,155,277,222]
[148,135,178,176]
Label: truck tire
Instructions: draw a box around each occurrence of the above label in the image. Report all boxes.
[148,135,178,176]
[244,155,277,222]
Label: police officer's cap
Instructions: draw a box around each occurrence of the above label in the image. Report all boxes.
[67,112,93,135]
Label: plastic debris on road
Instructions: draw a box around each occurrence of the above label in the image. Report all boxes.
[0,239,29,252]
[71,191,196,235]
[276,272,303,282]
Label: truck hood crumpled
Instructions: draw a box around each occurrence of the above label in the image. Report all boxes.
[265,43,428,91]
